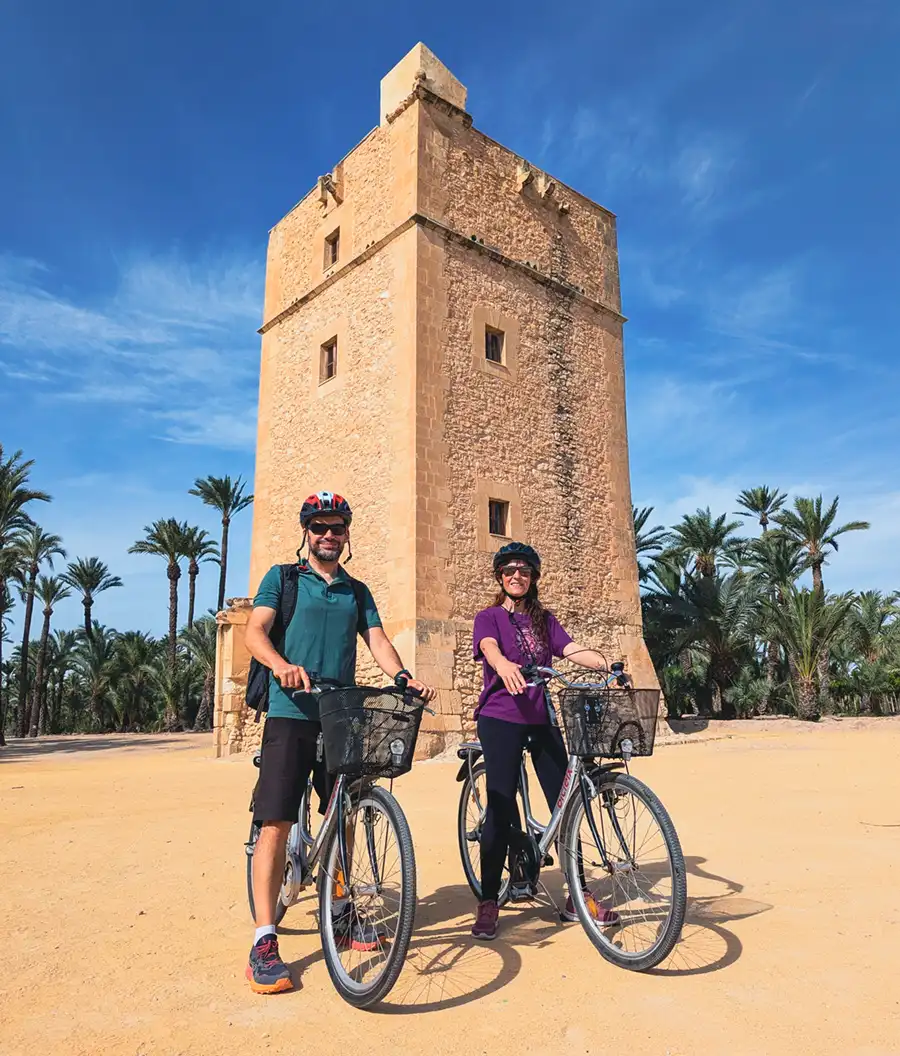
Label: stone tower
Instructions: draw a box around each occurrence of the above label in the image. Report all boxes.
[214,43,657,758]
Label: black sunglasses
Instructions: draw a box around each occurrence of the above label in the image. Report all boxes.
[499,564,534,578]
[308,521,348,537]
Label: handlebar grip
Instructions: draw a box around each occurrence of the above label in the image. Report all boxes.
[520,663,538,679]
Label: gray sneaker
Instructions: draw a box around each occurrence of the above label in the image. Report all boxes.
[332,903,384,952]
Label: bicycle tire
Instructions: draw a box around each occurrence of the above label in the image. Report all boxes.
[246,820,290,926]
[457,759,511,907]
[561,771,686,971]
[318,785,416,1009]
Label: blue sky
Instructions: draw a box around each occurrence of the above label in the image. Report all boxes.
[2,0,898,636]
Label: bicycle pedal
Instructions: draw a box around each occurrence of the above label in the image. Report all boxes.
[509,882,536,902]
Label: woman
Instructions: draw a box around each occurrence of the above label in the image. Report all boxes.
[470,541,621,940]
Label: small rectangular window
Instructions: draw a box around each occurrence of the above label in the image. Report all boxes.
[325,228,340,268]
[319,337,337,384]
[485,326,504,364]
[488,499,510,537]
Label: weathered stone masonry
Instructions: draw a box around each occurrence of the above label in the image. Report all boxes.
[213,43,657,758]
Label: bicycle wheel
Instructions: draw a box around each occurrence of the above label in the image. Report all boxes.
[246,820,290,925]
[318,785,416,1008]
[561,771,686,971]
[457,759,511,906]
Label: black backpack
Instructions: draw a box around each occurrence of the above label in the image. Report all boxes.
[246,563,370,722]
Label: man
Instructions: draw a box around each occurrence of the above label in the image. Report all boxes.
[243,490,435,994]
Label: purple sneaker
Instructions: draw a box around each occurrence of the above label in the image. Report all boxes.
[471,900,500,940]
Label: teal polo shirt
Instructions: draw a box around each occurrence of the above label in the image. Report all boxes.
[254,563,382,721]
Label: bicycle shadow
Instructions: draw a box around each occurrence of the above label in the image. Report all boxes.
[284,859,771,1009]
[645,855,773,978]
[381,883,566,1015]
[282,883,559,1013]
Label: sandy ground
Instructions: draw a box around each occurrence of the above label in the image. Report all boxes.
[2,722,899,1056]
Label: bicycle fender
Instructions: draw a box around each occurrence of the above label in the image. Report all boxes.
[455,749,482,781]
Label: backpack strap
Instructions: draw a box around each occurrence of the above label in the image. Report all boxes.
[253,563,301,722]
[346,574,369,637]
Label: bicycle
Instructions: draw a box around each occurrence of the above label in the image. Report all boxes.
[245,675,429,1007]
[456,664,686,971]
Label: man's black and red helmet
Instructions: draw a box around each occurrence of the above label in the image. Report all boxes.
[492,542,541,577]
[299,491,353,526]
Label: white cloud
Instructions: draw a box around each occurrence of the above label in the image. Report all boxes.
[0,251,263,450]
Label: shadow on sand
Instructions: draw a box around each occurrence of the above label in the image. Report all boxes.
[281,855,771,1012]
[0,732,208,763]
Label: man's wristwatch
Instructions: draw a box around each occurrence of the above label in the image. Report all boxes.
[394,668,413,685]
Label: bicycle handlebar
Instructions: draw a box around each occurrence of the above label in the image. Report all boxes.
[288,673,434,714]
[520,663,631,690]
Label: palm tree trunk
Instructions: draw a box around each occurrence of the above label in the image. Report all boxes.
[762,639,778,715]
[0,631,6,747]
[217,518,229,612]
[167,563,180,670]
[193,671,214,730]
[51,671,63,734]
[809,560,831,706]
[39,679,50,735]
[28,611,52,737]
[16,567,38,737]
[795,678,820,721]
[188,566,197,628]
[83,597,93,638]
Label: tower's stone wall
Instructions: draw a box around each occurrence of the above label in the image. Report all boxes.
[213,44,656,759]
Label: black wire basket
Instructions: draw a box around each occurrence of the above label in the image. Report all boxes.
[318,687,425,779]
[557,687,661,759]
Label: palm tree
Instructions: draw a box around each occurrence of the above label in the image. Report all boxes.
[73,625,118,731]
[181,617,217,730]
[1,651,14,744]
[181,528,220,628]
[14,527,66,736]
[61,557,123,638]
[632,506,667,581]
[0,444,51,549]
[773,495,870,592]
[0,552,17,745]
[48,630,78,734]
[763,586,854,720]
[668,572,759,717]
[747,534,809,598]
[846,591,900,663]
[843,591,900,714]
[129,519,192,669]
[747,533,810,710]
[152,659,194,731]
[668,508,743,579]
[110,632,160,732]
[27,576,71,736]
[0,445,50,743]
[774,495,869,704]
[188,476,253,612]
[735,486,788,534]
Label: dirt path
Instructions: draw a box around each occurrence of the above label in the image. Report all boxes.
[2,723,899,1055]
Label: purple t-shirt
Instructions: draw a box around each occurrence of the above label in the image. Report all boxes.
[472,606,573,724]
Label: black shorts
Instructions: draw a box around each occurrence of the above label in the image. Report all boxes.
[252,717,334,823]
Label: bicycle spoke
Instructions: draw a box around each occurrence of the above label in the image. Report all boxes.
[325,797,405,992]
[568,781,676,961]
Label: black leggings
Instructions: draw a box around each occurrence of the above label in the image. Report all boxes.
[477,715,569,903]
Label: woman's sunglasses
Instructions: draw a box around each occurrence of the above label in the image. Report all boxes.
[499,564,533,578]
[308,521,348,537]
